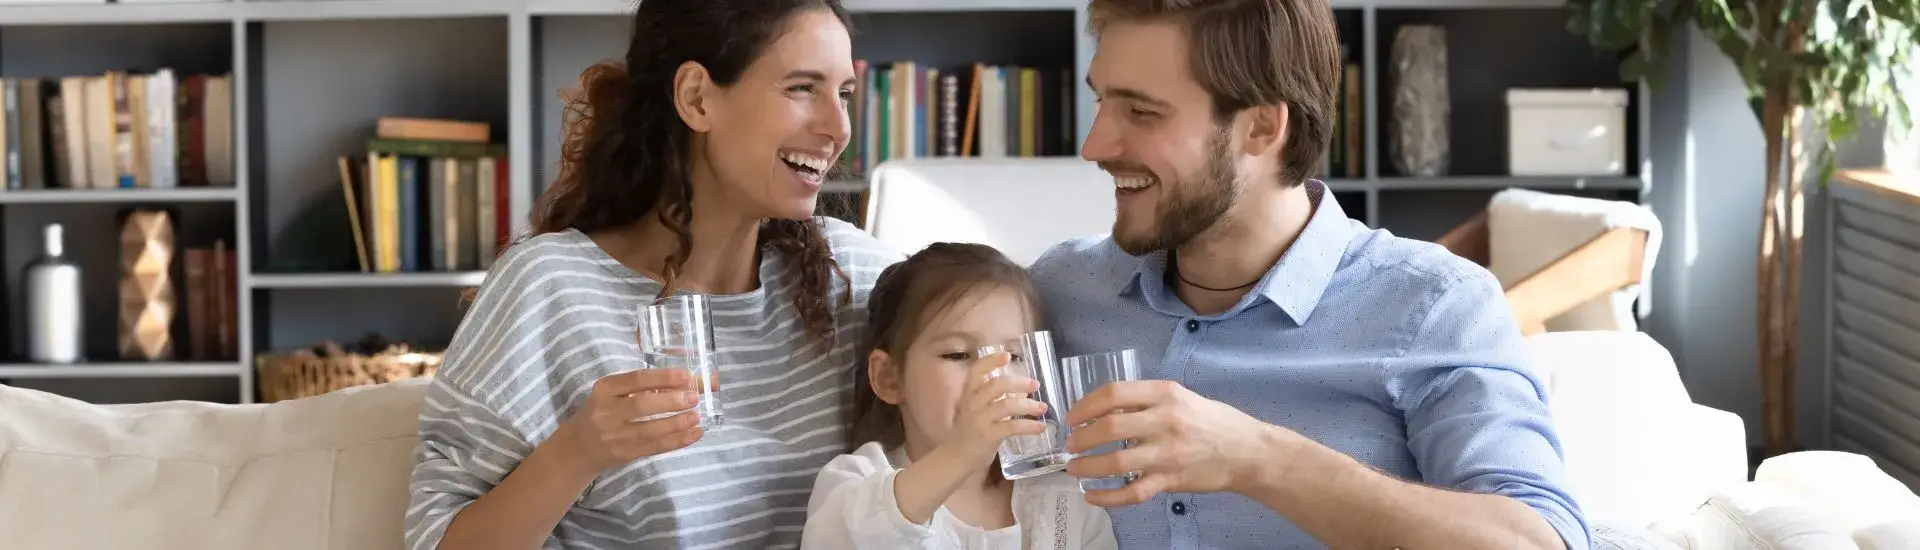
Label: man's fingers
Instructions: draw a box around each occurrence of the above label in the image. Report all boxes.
[1062,380,1174,426]
[1065,439,1159,479]
[1083,471,1169,508]
[1065,409,1153,453]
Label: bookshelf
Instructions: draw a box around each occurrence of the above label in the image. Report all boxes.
[0,0,1650,405]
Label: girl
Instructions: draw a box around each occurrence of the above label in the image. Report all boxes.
[802,243,1117,549]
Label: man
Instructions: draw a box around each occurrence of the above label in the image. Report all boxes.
[1029,0,1589,548]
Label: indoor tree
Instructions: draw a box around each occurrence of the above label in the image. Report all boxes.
[1563,0,1918,457]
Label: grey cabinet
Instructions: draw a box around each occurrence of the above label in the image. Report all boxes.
[1826,170,1920,490]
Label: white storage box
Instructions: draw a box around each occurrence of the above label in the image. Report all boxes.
[1506,88,1630,176]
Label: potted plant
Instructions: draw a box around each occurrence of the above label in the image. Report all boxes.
[1563,0,1918,457]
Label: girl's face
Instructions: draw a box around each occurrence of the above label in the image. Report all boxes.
[868,286,1036,459]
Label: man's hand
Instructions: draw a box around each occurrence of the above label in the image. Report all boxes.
[1061,379,1294,507]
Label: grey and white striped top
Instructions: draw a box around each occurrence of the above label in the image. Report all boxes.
[406,216,902,550]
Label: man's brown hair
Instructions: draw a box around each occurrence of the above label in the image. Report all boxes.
[1088,0,1343,187]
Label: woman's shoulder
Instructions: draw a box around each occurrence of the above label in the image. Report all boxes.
[811,216,905,289]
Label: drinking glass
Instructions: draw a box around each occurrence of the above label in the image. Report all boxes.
[1061,349,1143,492]
[634,294,723,427]
[978,330,1073,480]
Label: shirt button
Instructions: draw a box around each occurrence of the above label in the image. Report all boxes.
[1171,501,1188,515]
[1185,319,1200,333]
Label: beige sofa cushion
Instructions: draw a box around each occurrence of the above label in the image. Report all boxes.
[0,378,429,550]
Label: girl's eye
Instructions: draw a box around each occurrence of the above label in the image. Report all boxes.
[939,352,972,362]
[1007,353,1024,363]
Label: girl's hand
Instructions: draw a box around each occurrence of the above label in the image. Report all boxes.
[943,351,1050,463]
[551,368,707,476]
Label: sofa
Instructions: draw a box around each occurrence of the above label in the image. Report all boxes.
[5,157,1916,549]
[3,330,1914,549]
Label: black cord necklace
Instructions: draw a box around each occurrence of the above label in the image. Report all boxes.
[1170,250,1260,292]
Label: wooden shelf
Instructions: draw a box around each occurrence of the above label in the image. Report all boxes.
[241,0,517,21]
[0,362,246,379]
[0,187,239,204]
[528,0,1081,15]
[1836,169,1920,206]
[249,271,487,288]
[0,1,236,26]
[1372,176,1645,191]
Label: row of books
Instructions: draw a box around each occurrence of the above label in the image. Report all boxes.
[0,71,235,191]
[832,57,1366,181]
[841,61,1078,178]
[339,117,508,274]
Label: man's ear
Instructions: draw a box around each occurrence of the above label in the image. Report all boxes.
[1238,102,1290,158]
[868,349,904,405]
[673,61,717,132]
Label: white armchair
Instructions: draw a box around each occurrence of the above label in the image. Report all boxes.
[863,157,1114,265]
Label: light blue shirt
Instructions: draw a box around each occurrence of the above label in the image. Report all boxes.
[1028,181,1589,550]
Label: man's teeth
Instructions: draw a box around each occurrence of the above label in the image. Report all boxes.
[780,151,829,173]
[1114,175,1155,189]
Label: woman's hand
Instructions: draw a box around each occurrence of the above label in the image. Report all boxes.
[941,352,1049,464]
[552,368,708,475]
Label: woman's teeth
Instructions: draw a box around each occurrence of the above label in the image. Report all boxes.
[1114,175,1155,189]
[780,151,829,175]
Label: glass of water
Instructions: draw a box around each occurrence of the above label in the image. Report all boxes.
[635,294,723,427]
[977,330,1073,480]
[1061,348,1143,492]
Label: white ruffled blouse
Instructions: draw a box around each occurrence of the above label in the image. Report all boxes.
[800,441,1118,550]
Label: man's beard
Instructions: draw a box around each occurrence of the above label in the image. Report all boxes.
[1110,128,1239,256]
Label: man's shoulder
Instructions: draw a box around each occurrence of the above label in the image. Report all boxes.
[1343,227,1502,300]
[1029,234,1131,284]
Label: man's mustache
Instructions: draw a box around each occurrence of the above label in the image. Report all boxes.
[1097,161,1153,175]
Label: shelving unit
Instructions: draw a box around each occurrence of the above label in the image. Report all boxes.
[0,0,1649,405]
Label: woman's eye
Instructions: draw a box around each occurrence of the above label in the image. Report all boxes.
[1007,353,1024,363]
[939,352,971,362]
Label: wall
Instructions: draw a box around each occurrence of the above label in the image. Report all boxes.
[1645,27,1888,449]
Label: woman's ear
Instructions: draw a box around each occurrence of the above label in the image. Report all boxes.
[868,349,903,405]
[672,61,716,132]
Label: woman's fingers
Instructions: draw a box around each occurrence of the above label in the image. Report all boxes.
[595,368,697,397]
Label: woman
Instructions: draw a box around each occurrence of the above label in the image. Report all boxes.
[403,1,901,548]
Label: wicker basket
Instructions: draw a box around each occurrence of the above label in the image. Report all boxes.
[255,338,443,402]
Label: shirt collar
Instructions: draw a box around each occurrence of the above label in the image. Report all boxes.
[1115,180,1355,325]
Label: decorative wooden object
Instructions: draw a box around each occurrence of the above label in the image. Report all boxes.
[119,209,176,360]
[1436,211,1649,335]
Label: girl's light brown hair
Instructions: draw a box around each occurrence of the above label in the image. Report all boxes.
[848,242,1042,457]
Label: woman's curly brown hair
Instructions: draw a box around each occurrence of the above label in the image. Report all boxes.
[530,0,853,343]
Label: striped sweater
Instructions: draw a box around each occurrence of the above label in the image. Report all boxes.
[406,217,902,549]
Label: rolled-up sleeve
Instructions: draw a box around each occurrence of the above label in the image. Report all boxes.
[1390,268,1591,550]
